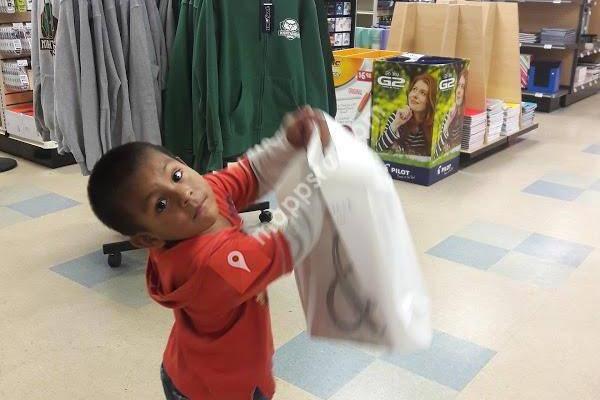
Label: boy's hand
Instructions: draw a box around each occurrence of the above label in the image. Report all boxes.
[284,107,331,150]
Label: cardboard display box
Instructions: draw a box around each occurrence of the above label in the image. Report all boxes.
[370,54,469,186]
[332,48,400,143]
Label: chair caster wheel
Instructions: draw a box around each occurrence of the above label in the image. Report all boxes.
[108,253,122,268]
[259,210,272,223]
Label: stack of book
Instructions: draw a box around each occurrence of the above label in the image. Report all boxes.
[540,28,576,45]
[486,99,505,143]
[520,54,532,89]
[521,102,537,128]
[502,103,521,135]
[519,32,540,44]
[461,108,487,151]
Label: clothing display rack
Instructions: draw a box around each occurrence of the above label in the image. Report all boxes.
[517,0,600,111]
[0,11,75,168]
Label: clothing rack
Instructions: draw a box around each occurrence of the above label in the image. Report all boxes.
[102,201,273,267]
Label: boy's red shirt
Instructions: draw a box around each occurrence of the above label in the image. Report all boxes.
[146,159,292,399]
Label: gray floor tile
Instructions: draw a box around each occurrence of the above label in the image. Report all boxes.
[522,180,584,201]
[427,236,508,270]
[515,233,593,267]
[7,193,79,218]
[274,332,375,399]
[382,330,496,391]
[489,252,574,288]
[330,360,457,400]
[91,267,151,308]
[590,180,600,192]
[456,221,530,250]
[583,144,600,155]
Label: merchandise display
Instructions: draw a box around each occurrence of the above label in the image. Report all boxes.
[332,48,399,143]
[520,54,532,89]
[580,62,600,82]
[519,32,539,44]
[326,1,355,49]
[0,23,31,57]
[2,59,30,92]
[30,0,168,174]
[501,103,520,136]
[164,0,335,172]
[540,28,576,45]
[521,101,537,128]
[528,61,561,94]
[355,27,391,50]
[461,108,486,151]
[486,98,504,143]
[371,54,468,185]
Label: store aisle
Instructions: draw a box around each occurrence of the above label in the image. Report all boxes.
[1,95,599,399]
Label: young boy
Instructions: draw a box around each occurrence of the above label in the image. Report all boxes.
[87,108,330,400]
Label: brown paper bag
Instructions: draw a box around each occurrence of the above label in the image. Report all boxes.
[487,2,521,104]
[388,3,458,58]
[455,3,497,110]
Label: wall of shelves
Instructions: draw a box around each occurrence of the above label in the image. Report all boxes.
[518,0,600,111]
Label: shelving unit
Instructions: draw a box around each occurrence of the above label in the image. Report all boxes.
[356,0,395,27]
[518,0,600,111]
[0,11,75,168]
[460,123,539,166]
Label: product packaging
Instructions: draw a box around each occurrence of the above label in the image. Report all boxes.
[332,48,399,143]
[371,53,469,186]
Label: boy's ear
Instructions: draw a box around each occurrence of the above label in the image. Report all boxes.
[130,233,165,249]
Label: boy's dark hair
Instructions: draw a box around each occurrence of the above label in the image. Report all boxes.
[87,142,176,235]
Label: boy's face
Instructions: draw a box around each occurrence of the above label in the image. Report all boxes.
[123,150,220,246]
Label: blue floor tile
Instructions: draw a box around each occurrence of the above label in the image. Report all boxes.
[583,144,600,155]
[50,250,147,288]
[383,330,496,391]
[522,180,583,202]
[274,332,375,399]
[427,236,509,270]
[0,206,31,229]
[7,193,79,218]
[0,185,49,206]
[514,233,593,268]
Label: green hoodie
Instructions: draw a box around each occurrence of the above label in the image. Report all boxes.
[164,0,335,172]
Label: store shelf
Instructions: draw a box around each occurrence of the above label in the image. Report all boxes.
[579,42,600,57]
[513,0,573,3]
[562,79,600,105]
[460,124,539,166]
[0,131,75,168]
[0,12,31,24]
[520,42,578,50]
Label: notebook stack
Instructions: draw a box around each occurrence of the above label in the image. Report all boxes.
[521,102,537,128]
[540,28,576,45]
[580,62,600,82]
[519,32,540,44]
[520,54,532,89]
[461,108,487,151]
[486,99,505,143]
[502,103,521,135]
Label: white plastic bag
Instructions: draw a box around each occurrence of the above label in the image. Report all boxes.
[282,115,432,352]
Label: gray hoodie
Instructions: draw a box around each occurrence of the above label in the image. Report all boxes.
[53,0,86,172]
[31,0,58,141]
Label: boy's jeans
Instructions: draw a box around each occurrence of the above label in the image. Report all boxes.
[160,365,269,400]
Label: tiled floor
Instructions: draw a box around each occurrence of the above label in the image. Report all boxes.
[1,94,600,399]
